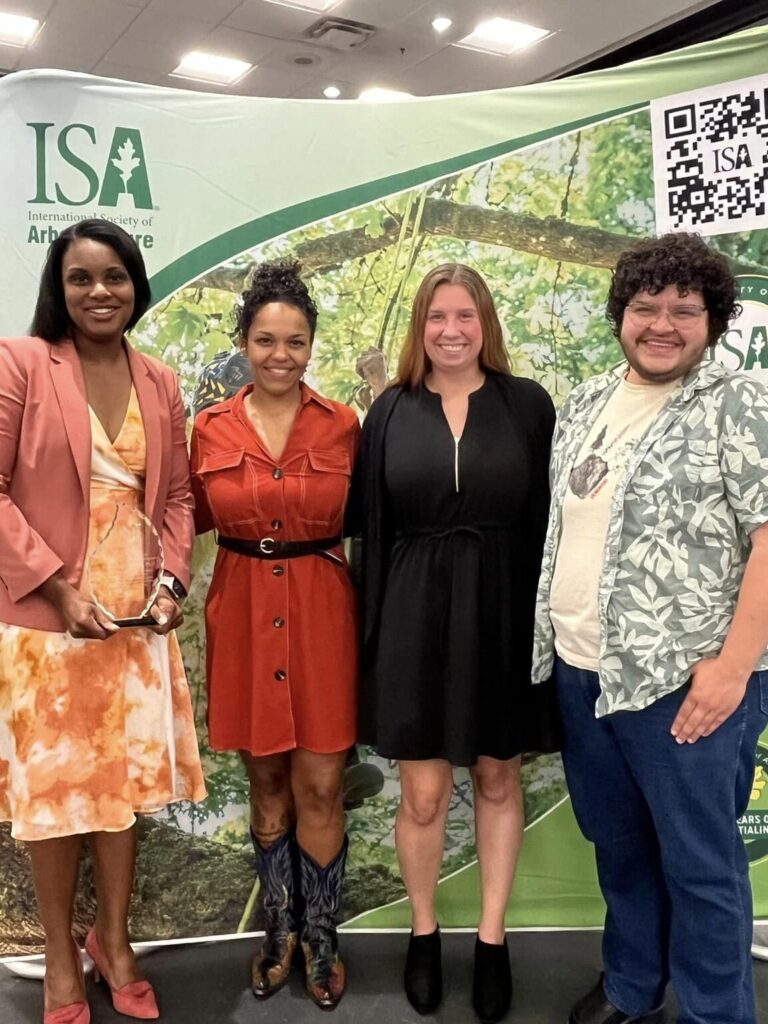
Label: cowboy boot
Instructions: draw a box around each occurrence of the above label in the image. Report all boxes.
[298,836,348,1011]
[250,829,298,999]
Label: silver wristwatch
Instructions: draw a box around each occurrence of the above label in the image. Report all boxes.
[158,573,187,602]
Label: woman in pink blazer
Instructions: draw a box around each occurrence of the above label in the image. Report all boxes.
[0,219,205,1024]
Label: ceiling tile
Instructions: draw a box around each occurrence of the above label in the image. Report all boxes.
[397,0,530,43]
[0,42,23,73]
[399,45,532,96]
[357,26,446,69]
[202,25,277,62]
[3,0,55,19]
[141,0,242,22]
[236,62,309,96]
[328,48,412,92]
[224,0,319,38]
[330,0,431,31]
[101,7,220,72]
[101,36,182,74]
[91,59,160,84]
[256,36,340,74]
[16,0,140,72]
[117,8,218,43]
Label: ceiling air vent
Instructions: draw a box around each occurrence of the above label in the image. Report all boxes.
[304,16,375,52]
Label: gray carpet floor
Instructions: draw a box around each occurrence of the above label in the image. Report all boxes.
[2,931,766,1023]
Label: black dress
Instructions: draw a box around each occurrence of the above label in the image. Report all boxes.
[354,372,558,766]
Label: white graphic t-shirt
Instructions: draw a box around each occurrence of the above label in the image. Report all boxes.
[550,376,680,671]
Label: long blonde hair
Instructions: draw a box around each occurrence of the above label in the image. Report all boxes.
[395,264,511,388]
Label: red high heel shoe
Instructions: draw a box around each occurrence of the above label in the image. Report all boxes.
[84,928,159,1020]
[43,939,90,1024]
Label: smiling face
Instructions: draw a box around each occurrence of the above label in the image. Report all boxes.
[620,284,710,385]
[423,283,483,375]
[242,301,312,398]
[62,238,136,346]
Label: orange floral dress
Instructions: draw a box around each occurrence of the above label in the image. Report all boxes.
[0,388,205,841]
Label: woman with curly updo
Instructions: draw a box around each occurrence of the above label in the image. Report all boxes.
[190,261,359,1011]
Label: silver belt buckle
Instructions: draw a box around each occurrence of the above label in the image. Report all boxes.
[259,537,276,554]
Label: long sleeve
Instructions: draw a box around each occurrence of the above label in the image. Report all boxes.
[0,341,64,602]
[158,371,195,590]
[190,418,215,535]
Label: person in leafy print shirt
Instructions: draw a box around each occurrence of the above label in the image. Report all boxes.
[533,232,768,1024]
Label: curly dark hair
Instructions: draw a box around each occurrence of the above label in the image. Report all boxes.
[606,232,741,345]
[236,259,318,340]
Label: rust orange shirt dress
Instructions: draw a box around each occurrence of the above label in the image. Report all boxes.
[190,384,360,756]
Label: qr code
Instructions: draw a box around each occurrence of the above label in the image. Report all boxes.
[651,74,768,236]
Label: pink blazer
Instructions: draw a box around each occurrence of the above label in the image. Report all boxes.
[0,336,194,631]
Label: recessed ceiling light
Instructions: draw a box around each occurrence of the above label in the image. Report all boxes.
[262,0,340,11]
[324,85,341,99]
[0,12,40,46]
[432,17,452,33]
[170,51,253,86]
[359,87,413,103]
[455,17,550,57]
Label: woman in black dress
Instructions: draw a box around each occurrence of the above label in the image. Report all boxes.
[353,264,557,1022]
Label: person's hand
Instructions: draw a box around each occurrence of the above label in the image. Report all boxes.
[147,587,183,635]
[671,656,750,744]
[57,586,119,640]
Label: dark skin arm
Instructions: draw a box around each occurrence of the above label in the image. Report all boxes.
[38,571,182,639]
[38,571,118,640]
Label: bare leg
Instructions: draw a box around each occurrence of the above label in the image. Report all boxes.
[28,835,85,1012]
[471,755,524,943]
[290,749,347,865]
[396,760,453,935]
[90,825,144,987]
[240,750,294,846]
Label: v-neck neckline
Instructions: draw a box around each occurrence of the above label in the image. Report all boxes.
[423,376,487,443]
[237,386,304,463]
[89,386,136,449]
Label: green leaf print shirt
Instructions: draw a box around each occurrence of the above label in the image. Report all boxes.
[532,359,768,717]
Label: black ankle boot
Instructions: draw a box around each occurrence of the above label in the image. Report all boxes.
[472,936,512,1023]
[404,927,442,1015]
[298,837,348,1011]
[250,830,298,999]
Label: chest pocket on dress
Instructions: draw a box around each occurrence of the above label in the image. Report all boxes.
[300,450,351,526]
[197,447,263,526]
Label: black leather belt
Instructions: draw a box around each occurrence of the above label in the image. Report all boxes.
[217,534,344,566]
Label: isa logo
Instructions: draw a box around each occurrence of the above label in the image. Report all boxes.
[28,123,153,209]
[715,276,768,378]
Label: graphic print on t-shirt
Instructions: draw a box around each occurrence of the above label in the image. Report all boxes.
[568,422,635,499]
[549,376,681,672]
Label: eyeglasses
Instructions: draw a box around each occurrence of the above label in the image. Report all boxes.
[625,302,707,326]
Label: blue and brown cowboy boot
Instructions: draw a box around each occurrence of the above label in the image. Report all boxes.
[298,836,348,1011]
[250,829,298,999]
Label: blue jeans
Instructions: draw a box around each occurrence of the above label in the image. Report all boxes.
[555,657,768,1024]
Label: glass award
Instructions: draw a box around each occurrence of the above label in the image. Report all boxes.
[86,502,164,627]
